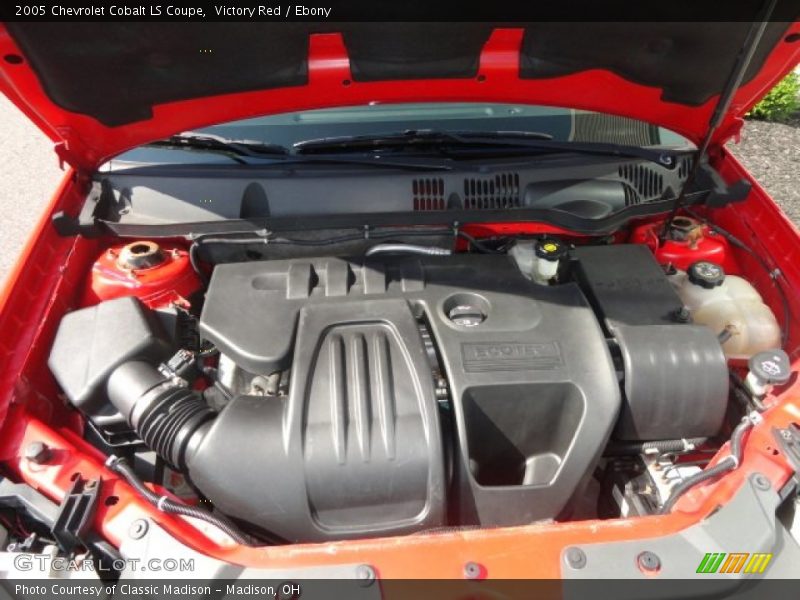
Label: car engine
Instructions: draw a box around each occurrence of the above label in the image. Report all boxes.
[48,241,733,543]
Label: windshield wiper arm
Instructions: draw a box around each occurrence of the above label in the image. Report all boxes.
[294,129,687,168]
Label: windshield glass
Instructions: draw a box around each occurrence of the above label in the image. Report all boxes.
[110,103,692,165]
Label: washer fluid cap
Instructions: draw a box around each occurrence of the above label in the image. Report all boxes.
[748,349,792,385]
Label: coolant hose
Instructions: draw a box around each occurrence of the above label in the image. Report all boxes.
[659,417,753,514]
[106,455,254,546]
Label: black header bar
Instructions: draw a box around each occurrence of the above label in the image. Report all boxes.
[2,0,799,22]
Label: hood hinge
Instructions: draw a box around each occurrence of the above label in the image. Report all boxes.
[717,117,745,146]
[54,141,76,170]
[54,131,98,172]
[54,141,94,189]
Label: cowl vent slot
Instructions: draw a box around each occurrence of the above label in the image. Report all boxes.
[464,173,521,209]
[623,184,640,206]
[618,163,664,201]
[413,178,445,211]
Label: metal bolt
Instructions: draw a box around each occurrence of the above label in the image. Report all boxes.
[355,564,375,587]
[128,519,149,539]
[24,441,51,464]
[85,480,97,490]
[781,430,792,440]
[752,473,771,491]
[564,547,587,570]
[637,551,661,573]
[672,306,692,324]
[463,561,482,580]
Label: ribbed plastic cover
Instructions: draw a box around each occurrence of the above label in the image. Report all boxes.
[189,298,446,542]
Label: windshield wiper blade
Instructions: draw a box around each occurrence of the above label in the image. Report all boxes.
[450,129,554,141]
[294,128,551,151]
[445,139,688,168]
[145,132,451,171]
[146,132,290,162]
[294,128,687,168]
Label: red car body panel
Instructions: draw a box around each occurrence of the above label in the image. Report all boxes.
[0,21,799,579]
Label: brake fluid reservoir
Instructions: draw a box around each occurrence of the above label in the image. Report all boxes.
[669,261,781,359]
[510,238,567,284]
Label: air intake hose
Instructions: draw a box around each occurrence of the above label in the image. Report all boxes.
[106,361,215,469]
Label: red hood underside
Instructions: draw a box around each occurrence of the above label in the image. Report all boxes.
[1,22,799,171]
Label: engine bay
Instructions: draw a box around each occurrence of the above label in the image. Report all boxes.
[2,15,799,580]
[37,216,788,547]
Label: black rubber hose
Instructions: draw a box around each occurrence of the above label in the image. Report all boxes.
[106,362,216,470]
[604,437,710,457]
[659,417,753,514]
[728,416,750,459]
[659,459,737,515]
[456,231,505,254]
[106,456,256,546]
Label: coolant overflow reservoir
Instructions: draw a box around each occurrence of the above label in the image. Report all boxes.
[669,261,781,360]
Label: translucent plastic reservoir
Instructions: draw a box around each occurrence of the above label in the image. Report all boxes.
[669,268,781,360]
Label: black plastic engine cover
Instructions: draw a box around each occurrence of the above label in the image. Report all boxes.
[189,298,446,542]
[197,255,620,536]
